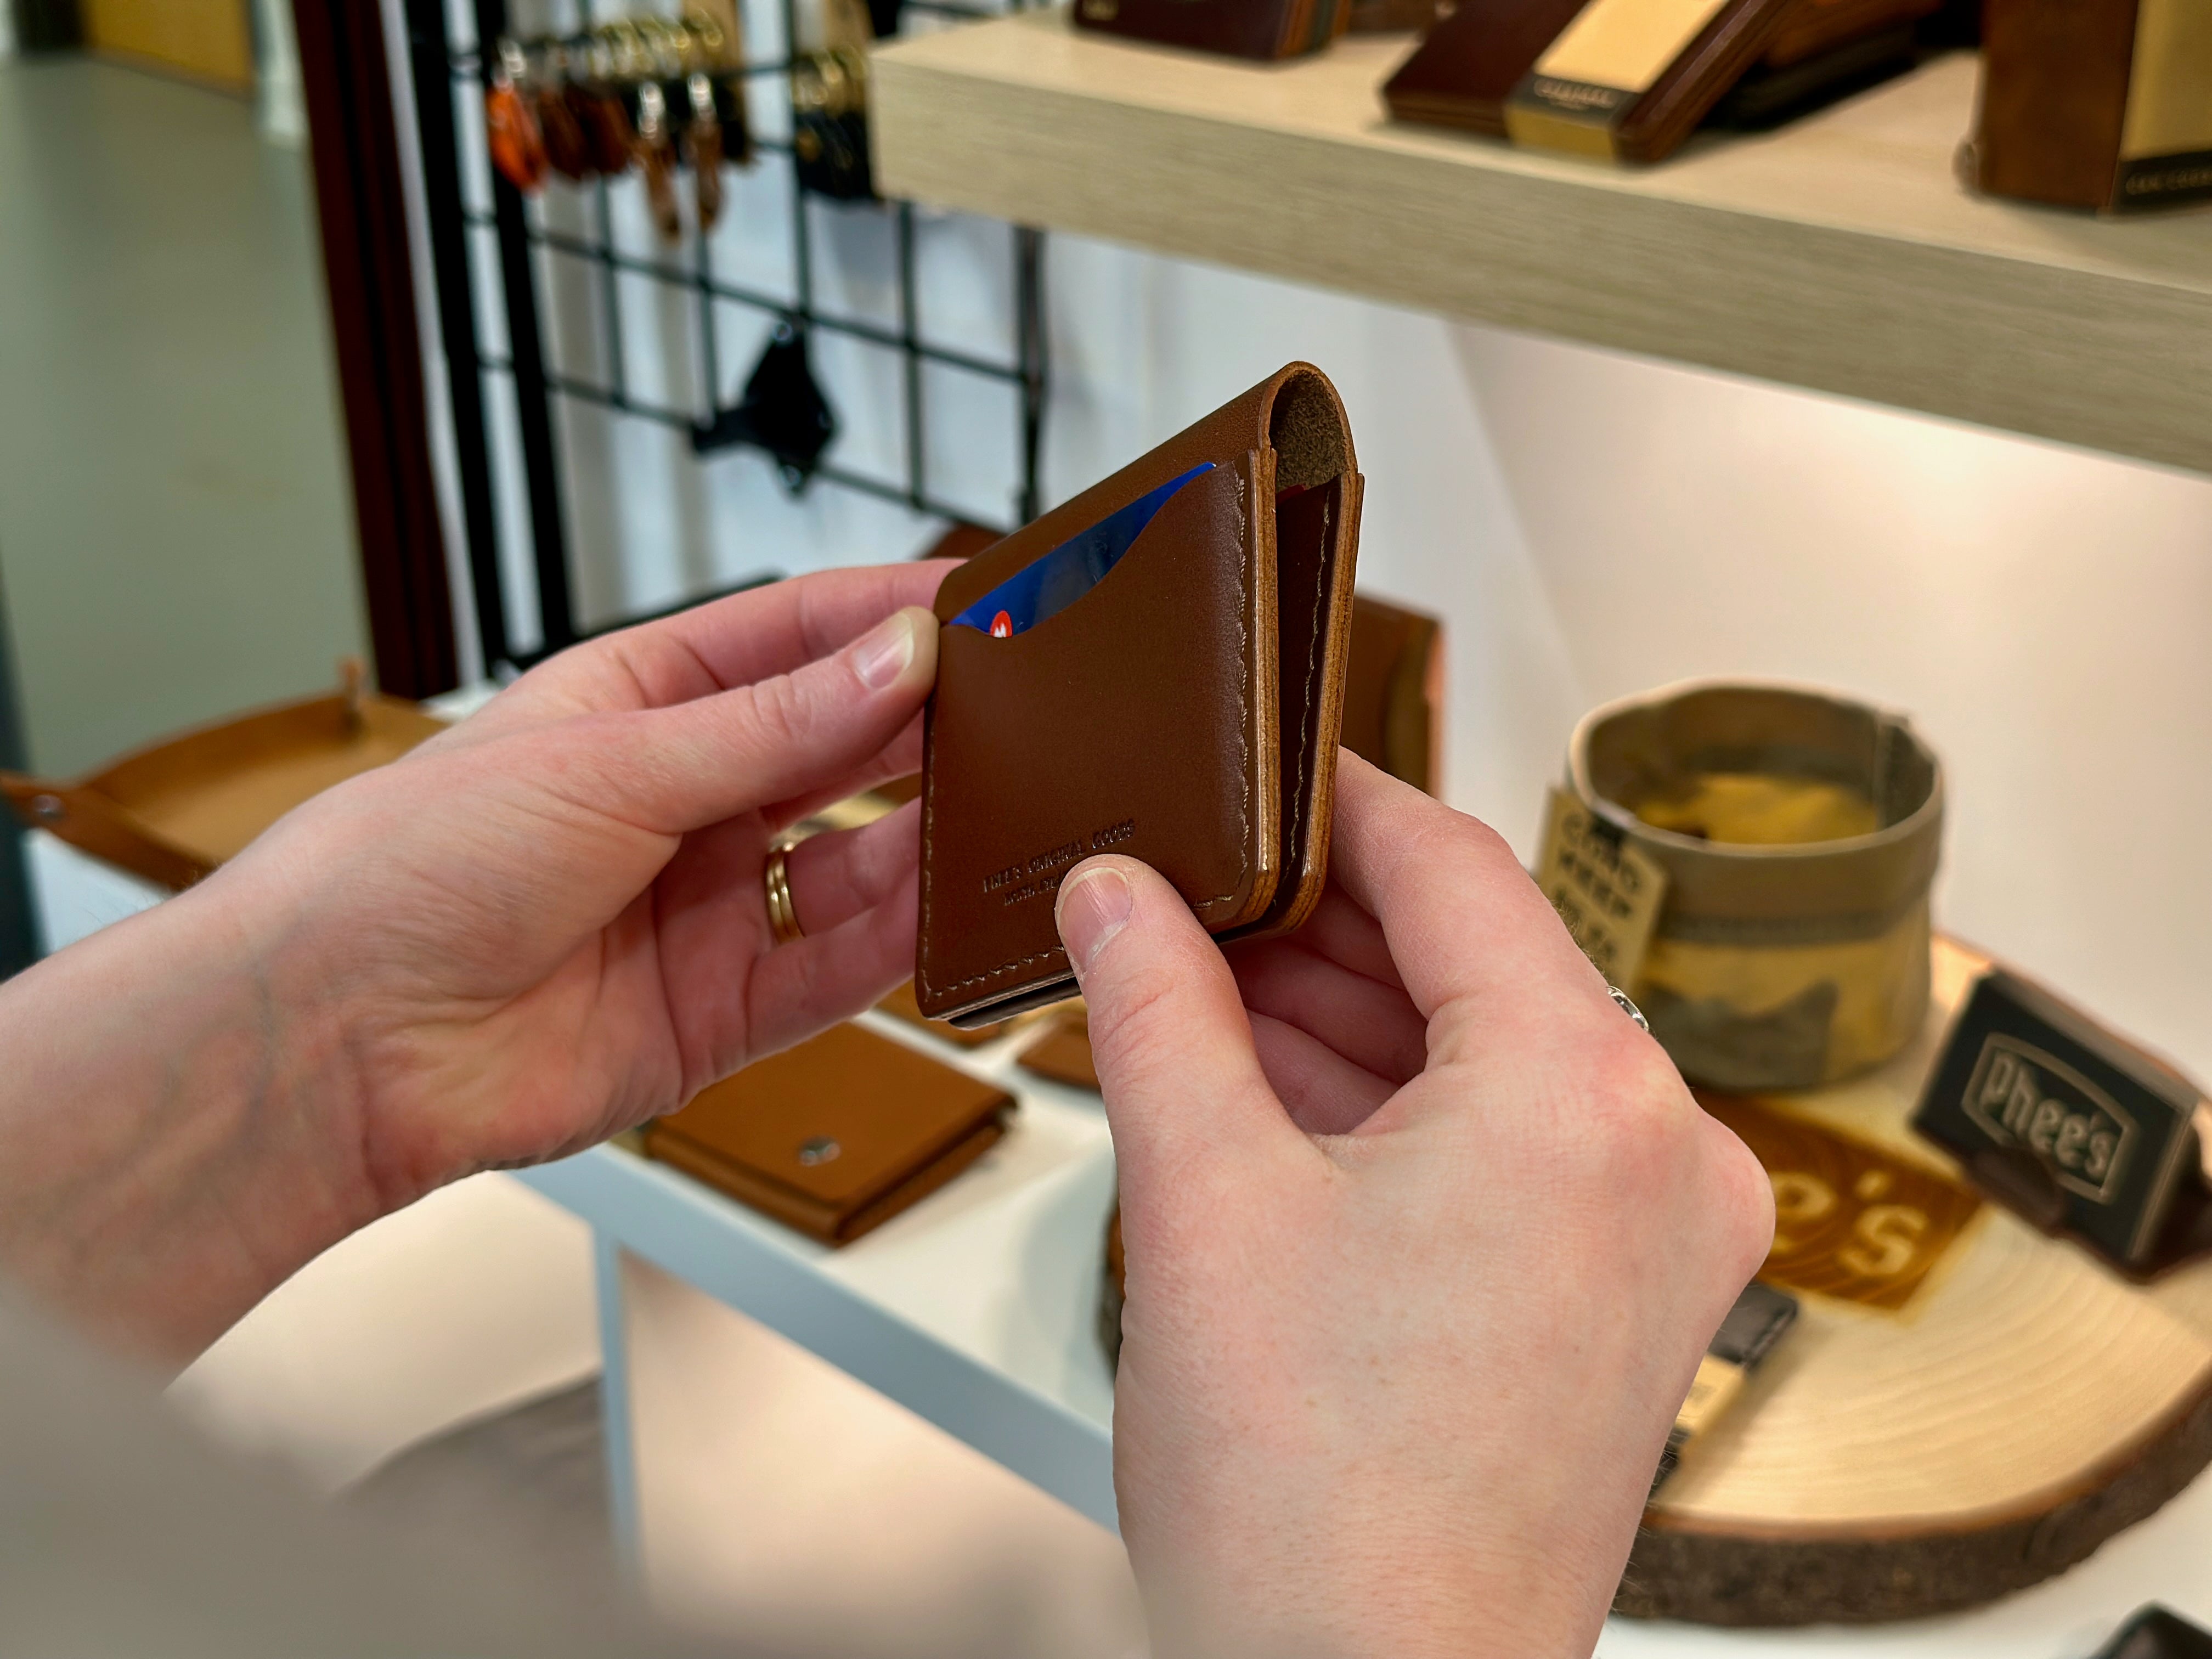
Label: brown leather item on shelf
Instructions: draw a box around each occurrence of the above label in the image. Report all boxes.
[1383,0,1592,137]
[1759,0,1940,66]
[642,1023,1014,1245]
[1970,0,2212,213]
[917,364,1363,1026]
[1073,0,1353,60]
[1341,593,1442,795]
[1386,0,1800,161]
[1019,1008,1102,1090]
[1349,0,1448,30]
[877,977,1007,1047]
[0,667,445,891]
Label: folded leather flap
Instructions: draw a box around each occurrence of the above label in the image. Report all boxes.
[649,1024,1013,1212]
[919,454,1275,1020]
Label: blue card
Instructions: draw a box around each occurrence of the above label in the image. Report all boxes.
[948,463,1216,637]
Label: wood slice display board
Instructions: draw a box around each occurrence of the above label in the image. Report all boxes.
[1621,938,2212,1624]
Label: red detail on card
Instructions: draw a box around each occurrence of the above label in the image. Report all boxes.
[990,611,1013,638]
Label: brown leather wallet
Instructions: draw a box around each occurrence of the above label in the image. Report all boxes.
[1384,0,1799,160]
[1073,0,1353,60]
[916,363,1363,1026]
[1019,1008,1102,1090]
[641,1023,1014,1245]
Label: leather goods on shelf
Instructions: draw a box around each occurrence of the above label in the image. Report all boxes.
[916,363,1363,1026]
[1348,0,1448,30]
[1554,679,1943,1092]
[1340,592,1442,794]
[0,667,445,891]
[1758,0,1941,63]
[642,1023,1014,1245]
[1019,1007,1101,1090]
[1384,0,1929,149]
[1703,22,1920,128]
[1383,0,1593,137]
[1505,0,1803,162]
[1968,0,2212,213]
[1074,0,1353,60]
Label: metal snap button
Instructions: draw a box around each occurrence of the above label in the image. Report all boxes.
[31,794,65,822]
[798,1136,840,1166]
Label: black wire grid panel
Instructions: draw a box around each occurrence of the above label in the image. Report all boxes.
[403,0,1049,675]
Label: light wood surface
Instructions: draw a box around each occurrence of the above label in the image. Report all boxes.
[1625,938,2212,1623]
[84,0,255,92]
[873,12,2212,476]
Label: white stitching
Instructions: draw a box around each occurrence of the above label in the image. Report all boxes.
[918,466,1255,998]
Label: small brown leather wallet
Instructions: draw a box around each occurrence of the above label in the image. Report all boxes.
[642,1024,1014,1245]
[916,363,1364,1026]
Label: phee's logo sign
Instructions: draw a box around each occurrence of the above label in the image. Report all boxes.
[1962,1035,2135,1205]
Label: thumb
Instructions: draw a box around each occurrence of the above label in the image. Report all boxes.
[1054,856,1294,1182]
[563,606,936,835]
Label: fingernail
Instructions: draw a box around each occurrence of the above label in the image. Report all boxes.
[1057,864,1132,973]
[852,611,918,691]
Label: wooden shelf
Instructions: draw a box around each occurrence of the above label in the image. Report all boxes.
[873,12,2212,476]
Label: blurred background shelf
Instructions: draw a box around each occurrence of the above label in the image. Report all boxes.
[873,11,2212,477]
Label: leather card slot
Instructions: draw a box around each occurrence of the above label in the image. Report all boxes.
[1231,472,1354,941]
[918,458,1274,1021]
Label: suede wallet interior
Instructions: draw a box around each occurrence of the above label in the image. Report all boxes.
[916,362,1364,1026]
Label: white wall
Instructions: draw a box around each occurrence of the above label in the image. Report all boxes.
[420,3,2212,1078]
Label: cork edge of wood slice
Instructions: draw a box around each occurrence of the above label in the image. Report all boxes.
[1615,1368,2212,1623]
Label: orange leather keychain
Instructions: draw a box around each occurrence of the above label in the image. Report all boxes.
[633,80,683,242]
[686,70,725,230]
[535,43,595,179]
[486,39,548,193]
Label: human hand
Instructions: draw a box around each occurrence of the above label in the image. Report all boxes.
[0,563,945,1358]
[1053,755,1773,1659]
[232,563,948,1207]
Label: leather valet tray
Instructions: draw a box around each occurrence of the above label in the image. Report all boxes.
[1,671,445,891]
[642,1023,1015,1246]
[916,362,1363,1027]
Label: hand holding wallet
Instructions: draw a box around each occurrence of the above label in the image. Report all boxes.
[916,363,1364,1026]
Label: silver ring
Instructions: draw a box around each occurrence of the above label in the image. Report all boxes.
[1609,985,1650,1032]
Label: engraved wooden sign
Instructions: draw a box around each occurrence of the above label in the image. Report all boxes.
[1620,938,2212,1624]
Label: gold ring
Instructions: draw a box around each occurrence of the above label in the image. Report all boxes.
[763,843,804,945]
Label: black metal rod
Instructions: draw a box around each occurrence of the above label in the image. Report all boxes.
[0,550,38,977]
[474,0,578,656]
[524,368,997,525]
[594,179,629,409]
[695,203,721,420]
[898,201,924,510]
[405,0,511,673]
[780,0,814,314]
[485,218,1025,382]
[1015,224,1047,524]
